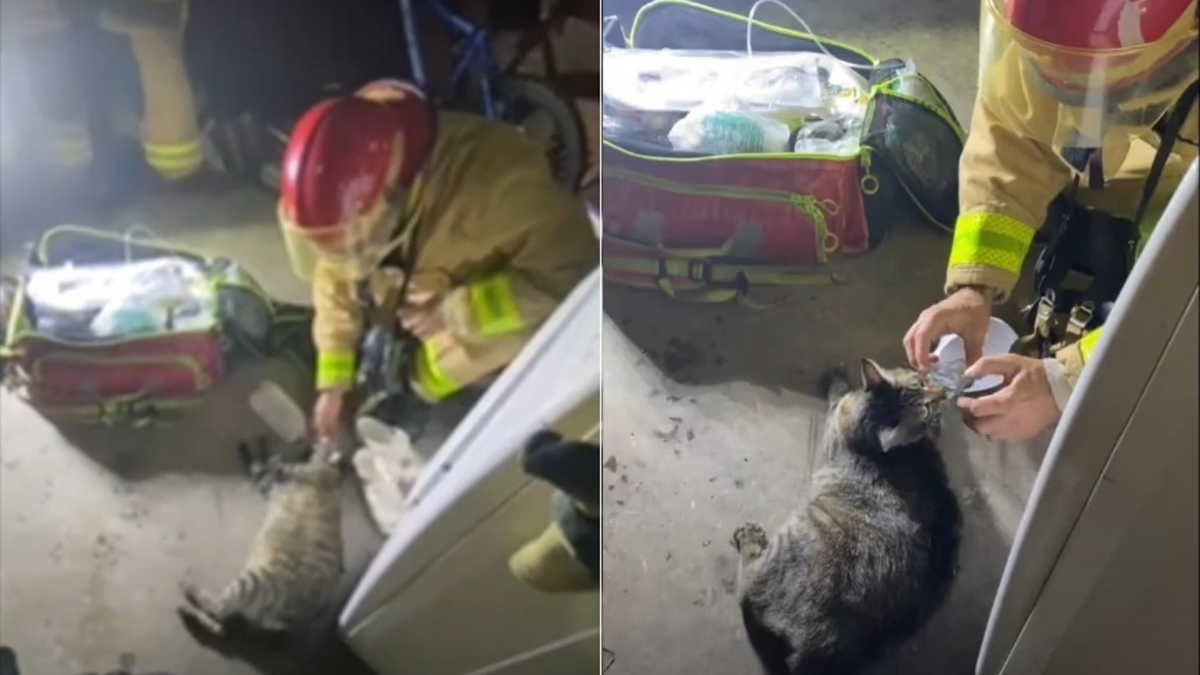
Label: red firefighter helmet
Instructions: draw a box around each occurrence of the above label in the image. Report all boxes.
[278,80,436,278]
[978,0,1197,146]
[1005,0,1196,95]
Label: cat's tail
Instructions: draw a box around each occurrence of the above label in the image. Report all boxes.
[817,365,851,407]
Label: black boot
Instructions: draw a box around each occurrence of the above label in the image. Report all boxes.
[0,646,18,675]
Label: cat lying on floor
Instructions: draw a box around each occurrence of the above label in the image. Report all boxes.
[732,359,962,675]
[178,436,344,638]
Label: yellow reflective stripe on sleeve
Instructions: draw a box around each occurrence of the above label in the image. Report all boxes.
[1078,327,1103,362]
[414,340,463,402]
[468,274,524,337]
[948,212,1036,277]
[316,351,356,390]
[143,139,204,180]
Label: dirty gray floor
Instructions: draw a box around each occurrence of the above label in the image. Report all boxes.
[600,1,1054,674]
[0,21,602,675]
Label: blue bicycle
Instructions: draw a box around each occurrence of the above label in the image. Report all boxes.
[253,0,588,193]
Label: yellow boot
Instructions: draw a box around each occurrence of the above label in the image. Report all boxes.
[509,497,599,593]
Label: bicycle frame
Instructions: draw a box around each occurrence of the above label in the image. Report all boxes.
[399,0,502,119]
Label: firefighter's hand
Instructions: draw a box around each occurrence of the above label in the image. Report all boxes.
[957,354,1060,443]
[397,290,445,340]
[904,286,994,373]
[313,389,346,440]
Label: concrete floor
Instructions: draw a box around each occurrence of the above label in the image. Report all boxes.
[600,1,1054,674]
[0,19,602,675]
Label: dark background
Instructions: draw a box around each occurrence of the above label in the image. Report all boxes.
[186,0,416,118]
[0,0,550,236]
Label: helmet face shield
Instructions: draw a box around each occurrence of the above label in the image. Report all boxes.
[978,0,1198,148]
[278,186,411,281]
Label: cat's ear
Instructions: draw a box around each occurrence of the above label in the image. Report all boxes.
[860,358,887,390]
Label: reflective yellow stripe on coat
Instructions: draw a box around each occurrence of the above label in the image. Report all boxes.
[948,211,1037,277]
[1078,327,1103,363]
[468,273,524,337]
[144,139,204,181]
[414,340,462,402]
[316,351,356,391]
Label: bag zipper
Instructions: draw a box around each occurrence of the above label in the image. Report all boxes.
[603,166,839,263]
[5,325,220,351]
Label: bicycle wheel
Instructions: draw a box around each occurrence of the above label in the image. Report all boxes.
[493,74,588,192]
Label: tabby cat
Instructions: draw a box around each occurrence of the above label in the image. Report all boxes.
[178,436,344,636]
[732,359,962,675]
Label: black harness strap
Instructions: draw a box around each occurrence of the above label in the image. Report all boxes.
[1019,80,1199,357]
[355,217,424,402]
[1136,79,1199,228]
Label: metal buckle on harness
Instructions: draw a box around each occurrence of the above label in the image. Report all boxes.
[1065,302,1095,341]
[1048,302,1095,354]
[653,259,712,284]
[1034,295,1056,338]
[1015,294,1059,358]
[686,260,712,283]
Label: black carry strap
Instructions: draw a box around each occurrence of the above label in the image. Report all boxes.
[1135,79,1199,228]
[355,218,424,319]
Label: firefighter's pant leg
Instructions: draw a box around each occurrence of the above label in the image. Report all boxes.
[100,0,203,181]
[16,1,94,172]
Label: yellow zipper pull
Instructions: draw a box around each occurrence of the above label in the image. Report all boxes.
[860,148,881,195]
[791,195,832,264]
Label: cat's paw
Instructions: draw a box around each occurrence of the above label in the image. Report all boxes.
[731,522,769,559]
[818,365,852,402]
[179,580,202,605]
[178,582,227,636]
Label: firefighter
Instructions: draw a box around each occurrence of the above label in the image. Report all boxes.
[278,79,598,439]
[904,0,1198,443]
[12,0,205,191]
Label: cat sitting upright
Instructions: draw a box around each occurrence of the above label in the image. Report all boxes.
[732,359,962,675]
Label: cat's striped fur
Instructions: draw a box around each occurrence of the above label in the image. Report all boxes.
[733,360,961,675]
[178,436,344,636]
